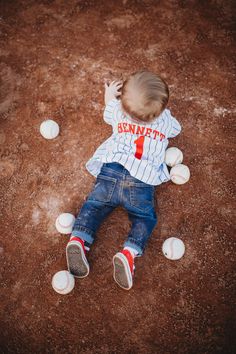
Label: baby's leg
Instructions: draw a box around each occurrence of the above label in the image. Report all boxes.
[72,199,116,246]
[67,200,115,278]
[113,179,157,290]
[124,209,157,256]
[113,210,157,290]
[67,172,118,277]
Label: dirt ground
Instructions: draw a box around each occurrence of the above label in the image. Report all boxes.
[0,0,235,353]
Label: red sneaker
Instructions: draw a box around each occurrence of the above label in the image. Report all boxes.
[113,250,134,290]
[66,237,90,278]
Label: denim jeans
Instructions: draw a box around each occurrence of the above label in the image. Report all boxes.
[72,163,157,255]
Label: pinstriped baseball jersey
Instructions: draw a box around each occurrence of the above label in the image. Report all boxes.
[86,99,181,185]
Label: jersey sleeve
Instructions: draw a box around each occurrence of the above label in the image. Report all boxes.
[103,99,120,125]
[167,111,182,138]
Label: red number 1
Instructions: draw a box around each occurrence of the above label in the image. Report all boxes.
[134,136,145,159]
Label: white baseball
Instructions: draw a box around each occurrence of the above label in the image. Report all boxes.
[55,213,75,234]
[40,119,60,139]
[52,270,75,295]
[162,237,185,260]
[165,147,183,167]
[170,164,190,185]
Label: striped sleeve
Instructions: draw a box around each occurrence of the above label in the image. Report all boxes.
[103,99,120,125]
[168,111,182,138]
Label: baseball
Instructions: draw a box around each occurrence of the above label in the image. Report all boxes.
[40,119,60,139]
[52,270,75,295]
[165,147,183,167]
[170,164,190,185]
[162,237,185,260]
[55,213,75,234]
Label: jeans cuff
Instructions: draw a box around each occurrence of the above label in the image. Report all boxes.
[123,240,143,256]
[71,229,94,245]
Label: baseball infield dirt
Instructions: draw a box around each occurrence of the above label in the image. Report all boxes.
[0,1,235,353]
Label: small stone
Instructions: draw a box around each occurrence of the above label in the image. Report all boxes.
[0,160,15,178]
[20,143,29,151]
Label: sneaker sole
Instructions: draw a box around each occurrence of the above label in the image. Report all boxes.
[113,253,133,290]
[66,241,89,278]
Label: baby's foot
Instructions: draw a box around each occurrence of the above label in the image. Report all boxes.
[113,250,134,290]
[66,237,90,278]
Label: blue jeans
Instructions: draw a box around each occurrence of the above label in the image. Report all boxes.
[71,163,157,255]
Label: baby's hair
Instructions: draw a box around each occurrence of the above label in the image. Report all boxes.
[121,70,169,122]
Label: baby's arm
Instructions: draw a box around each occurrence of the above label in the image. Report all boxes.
[169,116,181,138]
[166,110,181,138]
[104,81,122,105]
[103,81,123,125]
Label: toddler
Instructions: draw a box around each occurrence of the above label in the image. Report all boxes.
[66,70,181,290]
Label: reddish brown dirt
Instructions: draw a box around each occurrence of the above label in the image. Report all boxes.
[0,1,235,353]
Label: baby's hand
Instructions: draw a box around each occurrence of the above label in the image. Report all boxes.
[104,80,123,105]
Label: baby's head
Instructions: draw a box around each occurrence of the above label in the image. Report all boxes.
[121,70,169,123]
